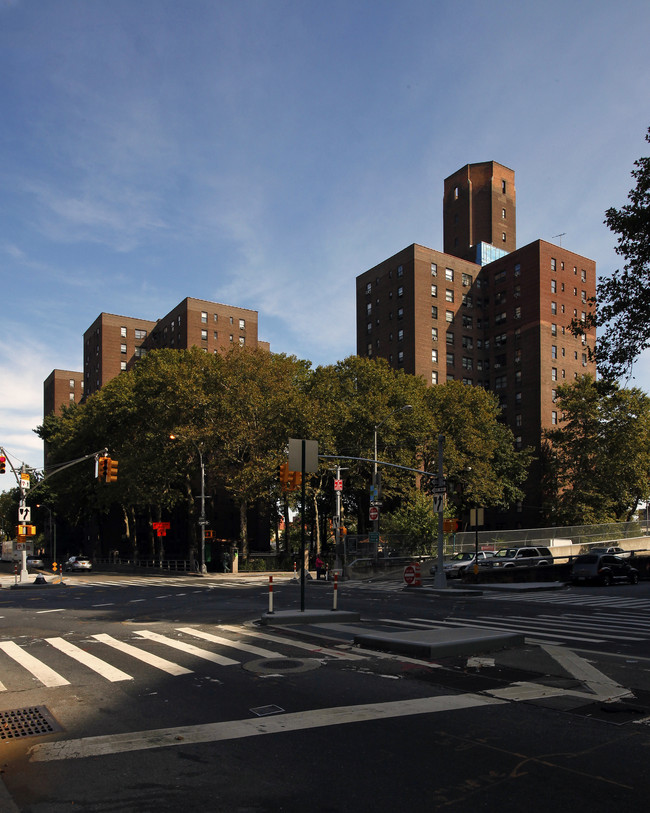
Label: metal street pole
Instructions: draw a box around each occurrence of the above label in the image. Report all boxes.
[433,434,447,588]
[198,445,207,575]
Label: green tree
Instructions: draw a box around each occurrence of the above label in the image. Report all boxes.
[582,127,650,380]
[543,375,650,523]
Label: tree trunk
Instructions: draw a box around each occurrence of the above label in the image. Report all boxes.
[313,493,321,555]
[239,500,248,557]
[129,505,138,560]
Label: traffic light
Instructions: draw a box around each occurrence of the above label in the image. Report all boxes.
[106,458,119,483]
[97,457,110,482]
[279,463,290,491]
[0,455,5,474]
[289,470,302,491]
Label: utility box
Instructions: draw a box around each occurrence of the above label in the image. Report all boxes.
[230,546,239,574]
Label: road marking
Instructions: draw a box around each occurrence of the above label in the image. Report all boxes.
[540,644,633,700]
[177,627,285,658]
[35,609,65,614]
[28,693,505,762]
[134,630,239,666]
[0,641,70,688]
[91,634,192,676]
[45,637,133,682]
[92,603,115,607]
[218,624,364,661]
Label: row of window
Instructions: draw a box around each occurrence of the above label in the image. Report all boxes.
[550,258,589,281]
[120,326,148,340]
[550,279,588,300]
[200,311,246,331]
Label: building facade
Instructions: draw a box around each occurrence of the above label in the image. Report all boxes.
[43,369,85,416]
[356,161,597,527]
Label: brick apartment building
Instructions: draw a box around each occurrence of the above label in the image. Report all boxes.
[356,161,597,528]
[44,297,267,412]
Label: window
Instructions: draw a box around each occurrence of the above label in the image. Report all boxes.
[581,269,587,282]
[397,351,404,364]
[431,284,437,297]
[431,306,438,319]
[120,326,127,338]
[514,263,521,277]
[446,332,454,344]
[366,303,372,315]
[551,345,557,359]
[462,336,473,349]
[495,375,507,389]
[366,282,372,294]
[431,349,438,363]
[551,323,557,336]
[120,343,127,354]
[397,286,403,297]
[445,289,454,302]
[551,301,557,315]
[201,330,208,340]
[581,291,587,303]
[462,272,472,287]
[214,331,218,340]
[367,343,372,356]
[446,353,455,366]
[69,379,75,389]
[551,258,557,272]
[462,294,473,307]
[502,232,506,242]
[462,357,473,370]
[462,315,473,328]
[239,336,245,346]
[367,322,372,334]
[501,180,506,193]
[397,329,404,341]
[397,265,403,277]
[239,319,245,330]
[502,208,506,219]
[431,371,438,384]
[551,368,558,381]
[431,263,437,276]
[514,306,521,320]
[431,327,438,341]
[495,311,507,325]
[454,186,459,199]
[229,334,234,342]
[135,329,147,340]
[120,361,127,372]
[134,347,145,359]
[445,268,454,282]
[551,280,557,293]
[552,411,558,425]
[397,307,404,319]
[201,312,208,323]
[214,313,218,322]
[445,310,453,323]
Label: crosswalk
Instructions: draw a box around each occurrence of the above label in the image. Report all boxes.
[376,609,650,647]
[482,590,650,611]
[46,575,270,589]
[0,624,361,693]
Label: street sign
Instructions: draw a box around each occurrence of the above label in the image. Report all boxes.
[20,474,30,490]
[334,479,343,492]
[369,506,379,521]
[432,494,445,513]
[288,438,319,473]
[403,564,415,585]
[18,505,31,522]
[368,532,379,545]
[332,516,340,529]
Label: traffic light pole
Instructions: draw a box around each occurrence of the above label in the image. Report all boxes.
[300,440,306,612]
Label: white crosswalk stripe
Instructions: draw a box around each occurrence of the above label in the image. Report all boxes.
[0,624,355,693]
[384,608,650,646]
[482,591,650,610]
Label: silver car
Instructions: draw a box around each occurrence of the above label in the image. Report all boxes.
[64,556,92,572]
[490,546,553,568]
[430,551,495,578]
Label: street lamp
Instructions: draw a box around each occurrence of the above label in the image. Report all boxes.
[372,404,413,547]
[170,434,207,575]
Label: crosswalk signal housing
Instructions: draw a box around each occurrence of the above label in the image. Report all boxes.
[279,463,290,491]
[289,470,302,491]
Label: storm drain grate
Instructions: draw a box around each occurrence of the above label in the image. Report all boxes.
[0,706,63,740]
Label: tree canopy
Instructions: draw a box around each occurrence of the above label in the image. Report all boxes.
[584,126,650,380]
[543,375,650,524]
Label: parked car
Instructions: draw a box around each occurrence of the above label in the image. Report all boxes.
[588,546,631,559]
[64,556,92,572]
[430,551,495,578]
[26,555,45,568]
[489,546,554,568]
[572,553,638,586]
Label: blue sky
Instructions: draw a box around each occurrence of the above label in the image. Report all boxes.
[1,0,649,474]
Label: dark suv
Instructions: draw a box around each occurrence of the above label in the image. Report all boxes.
[572,553,638,586]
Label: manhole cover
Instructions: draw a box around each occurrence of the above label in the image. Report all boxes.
[243,657,321,676]
[0,707,63,740]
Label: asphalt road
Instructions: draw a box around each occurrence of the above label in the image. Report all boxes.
[1,571,650,811]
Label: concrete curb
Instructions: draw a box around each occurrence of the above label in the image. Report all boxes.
[353,627,525,659]
[260,609,361,626]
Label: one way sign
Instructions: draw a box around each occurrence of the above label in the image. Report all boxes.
[432,494,445,513]
[18,505,31,522]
